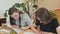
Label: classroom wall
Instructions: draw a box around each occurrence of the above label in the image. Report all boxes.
[38,0,60,10]
[0,0,24,17]
[0,0,60,17]
[29,0,60,18]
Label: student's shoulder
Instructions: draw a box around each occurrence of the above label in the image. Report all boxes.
[51,18,57,22]
[20,13,30,19]
[20,13,27,16]
[21,13,28,16]
[23,13,30,18]
[24,13,28,16]
[51,18,59,26]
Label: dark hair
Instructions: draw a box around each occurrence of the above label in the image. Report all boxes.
[35,7,52,23]
[8,7,21,27]
[8,7,19,15]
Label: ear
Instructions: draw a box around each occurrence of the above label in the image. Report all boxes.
[56,26,60,34]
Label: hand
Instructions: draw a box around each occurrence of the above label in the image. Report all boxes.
[20,27,26,31]
[35,31,42,34]
[11,25,19,29]
[36,32,42,34]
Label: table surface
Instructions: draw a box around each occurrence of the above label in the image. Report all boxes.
[19,29,35,34]
[0,24,35,34]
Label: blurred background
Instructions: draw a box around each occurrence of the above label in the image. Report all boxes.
[0,0,60,24]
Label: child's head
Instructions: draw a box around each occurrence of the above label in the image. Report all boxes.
[35,7,52,24]
[8,7,20,20]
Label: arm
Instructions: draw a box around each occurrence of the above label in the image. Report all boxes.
[21,25,31,31]
[11,25,20,29]
[31,25,55,34]
[21,14,33,30]
[31,24,41,34]
[41,31,55,34]
[56,26,60,34]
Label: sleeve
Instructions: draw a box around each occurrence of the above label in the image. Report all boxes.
[25,14,33,26]
[53,18,59,28]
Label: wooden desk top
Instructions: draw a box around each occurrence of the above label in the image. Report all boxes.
[19,29,35,34]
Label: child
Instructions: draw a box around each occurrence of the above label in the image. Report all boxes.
[8,6,33,30]
[31,7,60,34]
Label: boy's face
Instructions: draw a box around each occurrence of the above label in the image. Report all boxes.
[10,12,19,20]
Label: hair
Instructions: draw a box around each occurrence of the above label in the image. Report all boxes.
[35,7,53,23]
[8,6,19,15]
[8,6,22,27]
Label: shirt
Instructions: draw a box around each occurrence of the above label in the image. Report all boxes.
[9,13,33,27]
[35,18,59,34]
